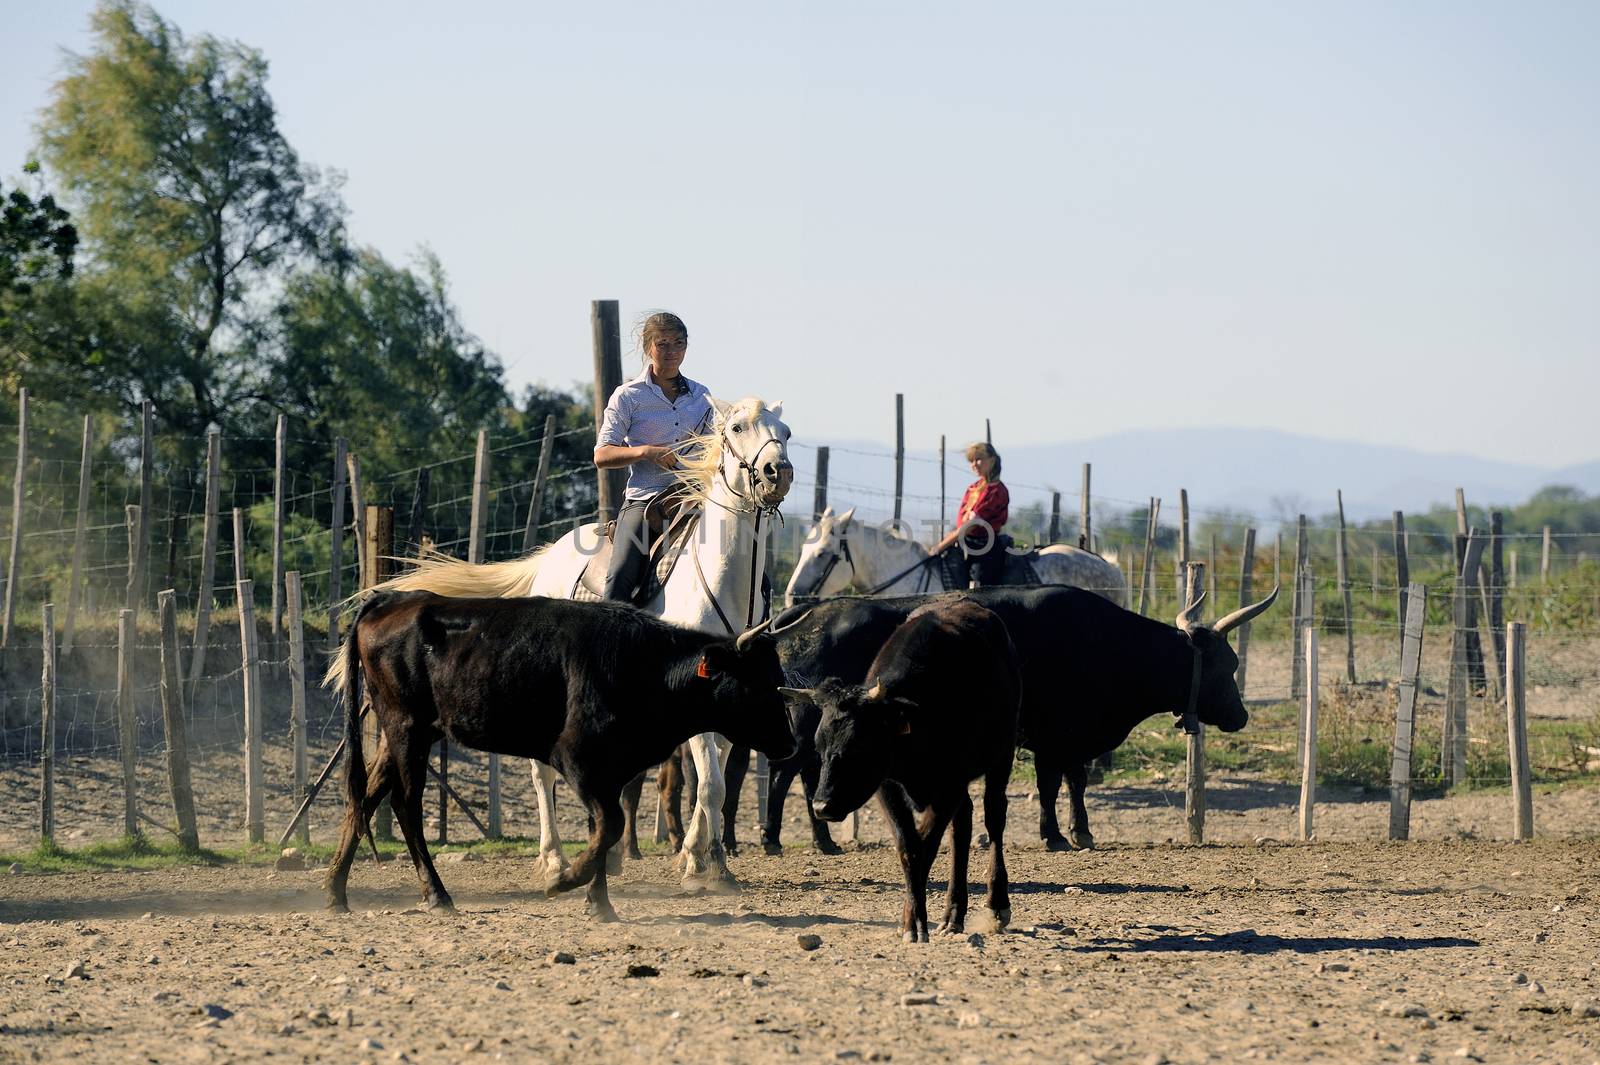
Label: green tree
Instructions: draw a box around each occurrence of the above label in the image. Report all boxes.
[35,0,342,436]
[0,163,79,401]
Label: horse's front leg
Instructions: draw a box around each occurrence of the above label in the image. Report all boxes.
[530,759,570,884]
[678,732,738,891]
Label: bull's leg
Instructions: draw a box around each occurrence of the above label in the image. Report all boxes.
[798,759,841,856]
[939,794,973,934]
[619,771,646,862]
[1064,760,1095,851]
[981,764,1012,928]
[679,732,737,891]
[390,736,453,912]
[530,759,570,884]
[760,760,798,855]
[1033,749,1071,851]
[659,751,686,853]
[878,784,951,944]
[324,752,395,912]
[721,744,750,856]
[546,780,624,923]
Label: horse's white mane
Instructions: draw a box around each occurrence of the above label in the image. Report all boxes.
[669,396,777,505]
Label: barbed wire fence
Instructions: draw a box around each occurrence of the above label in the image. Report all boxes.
[1,391,1596,853]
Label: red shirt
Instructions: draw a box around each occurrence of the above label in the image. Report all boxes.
[957,478,1008,539]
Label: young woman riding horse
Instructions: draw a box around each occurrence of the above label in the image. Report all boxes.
[929,441,1010,588]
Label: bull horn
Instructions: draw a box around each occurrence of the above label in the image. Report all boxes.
[735,616,775,653]
[767,605,814,636]
[864,682,884,701]
[1176,590,1208,633]
[1211,584,1281,638]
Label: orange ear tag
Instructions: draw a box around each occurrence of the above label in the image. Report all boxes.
[697,657,711,679]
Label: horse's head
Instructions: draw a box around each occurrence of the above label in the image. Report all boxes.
[710,397,793,510]
[784,506,858,606]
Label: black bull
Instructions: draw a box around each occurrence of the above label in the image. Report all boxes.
[738,583,1277,852]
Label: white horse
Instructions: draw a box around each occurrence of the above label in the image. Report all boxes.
[783,505,1128,607]
[371,397,793,890]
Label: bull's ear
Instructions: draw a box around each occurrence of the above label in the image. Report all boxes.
[697,643,737,678]
[884,696,918,735]
[777,686,816,708]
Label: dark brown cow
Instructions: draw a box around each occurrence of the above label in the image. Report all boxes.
[323,592,799,920]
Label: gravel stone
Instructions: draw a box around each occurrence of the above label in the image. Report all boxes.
[795,934,823,951]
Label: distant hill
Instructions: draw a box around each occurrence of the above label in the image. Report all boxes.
[790,428,1598,533]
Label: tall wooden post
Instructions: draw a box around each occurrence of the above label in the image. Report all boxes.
[328,437,347,654]
[1388,584,1427,840]
[187,430,222,697]
[591,300,625,527]
[1455,488,1468,537]
[812,446,830,522]
[408,467,431,553]
[125,504,141,620]
[1295,563,1315,757]
[2,387,27,647]
[128,400,153,620]
[347,452,366,589]
[892,393,905,525]
[231,507,246,586]
[237,579,264,844]
[364,505,396,843]
[1048,492,1061,544]
[270,414,286,656]
[1176,489,1190,599]
[1487,510,1506,689]
[1299,626,1319,841]
[468,429,501,838]
[522,413,558,551]
[117,608,140,838]
[1079,463,1092,551]
[1540,526,1551,585]
[285,571,308,845]
[157,590,199,852]
[1183,562,1206,845]
[62,414,93,654]
[1208,532,1218,608]
[1505,621,1532,840]
[1371,541,1381,604]
[937,436,946,538]
[1393,511,1410,658]
[1234,528,1257,694]
[1137,498,1160,616]
[1290,515,1309,699]
[1444,531,1485,787]
[1336,490,1356,683]
[40,603,56,843]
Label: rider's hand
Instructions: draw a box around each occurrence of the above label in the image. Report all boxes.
[642,445,679,470]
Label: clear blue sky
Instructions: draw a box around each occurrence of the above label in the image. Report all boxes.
[4,1,1596,467]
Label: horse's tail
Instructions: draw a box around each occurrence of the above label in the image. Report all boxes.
[368,544,550,600]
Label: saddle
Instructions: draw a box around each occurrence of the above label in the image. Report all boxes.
[572,490,700,605]
[937,537,1042,591]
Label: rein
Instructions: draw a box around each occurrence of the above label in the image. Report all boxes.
[692,427,783,635]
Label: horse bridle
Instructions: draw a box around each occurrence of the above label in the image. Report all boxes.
[694,418,790,634]
[793,535,857,601]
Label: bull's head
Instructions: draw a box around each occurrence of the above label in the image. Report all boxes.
[696,613,814,760]
[780,679,911,822]
[1174,585,1280,733]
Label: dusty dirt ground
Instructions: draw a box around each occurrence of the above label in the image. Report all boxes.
[3,788,1598,1065]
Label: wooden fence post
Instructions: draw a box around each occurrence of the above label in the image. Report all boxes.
[591,299,625,527]
[1176,489,1190,600]
[407,467,432,552]
[1508,549,1518,591]
[1393,511,1410,659]
[117,608,140,838]
[1455,487,1468,537]
[271,413,286,657]
[62,414,92,655]
[1371,541,1381,604]
[522,413,558,551]
[157,590,199,852]
[1336,490,1356,683]
[1079,463,1092,551]
[1486,510,1506,692]
[1184,562,1206,845]
[187,430,222,698]
[1299,626,1319,841]
[285,571,309,845]
[1234,528,1257,694]
[468,429,501,839]
[328,437,347,654]
[1295,563,1315,758]
[1540,526,1551,585]
[937,437,945,538]
[1137,497,1160,616]
[1048,492,1061,544]
[1208,532,1218,608]
[892,393,905,524]
[1389,583,1427,840]
[40,603,56,843]
[128,400,153,620]
[1444,530,1485,787]
[231,507,246,586]
[237,579,264,844]
[364,506,396,842]
[1505,621,1532,840]
[2,386,27,648]
[812,446,830,522]
[1290,515,1309,699]
[347,452,366,587]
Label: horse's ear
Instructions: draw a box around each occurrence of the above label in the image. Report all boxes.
[821,504,834,518]
[837,506,856,528]
[710,397,733,422]
[768,400,784,420]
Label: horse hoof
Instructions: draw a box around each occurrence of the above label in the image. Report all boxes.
[426,894,455,913]
[326,898,350,914]
[761,841,783,857]
[1042,833,1072,853]
[684,867,742,895]
[586,901,620,923]
[1069,831,1096,851]
[990,907,1011,929]
[624,847,644,862]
